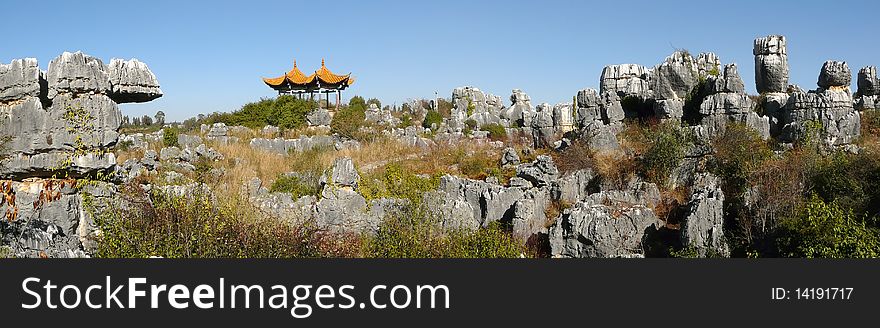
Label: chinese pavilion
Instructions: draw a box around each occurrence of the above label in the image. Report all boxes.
[262,59,355,110]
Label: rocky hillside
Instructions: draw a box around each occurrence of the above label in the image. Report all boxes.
[2,35,879,258]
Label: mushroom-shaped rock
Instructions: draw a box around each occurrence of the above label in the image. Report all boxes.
[108,58,163,103]
[817,60,852,90]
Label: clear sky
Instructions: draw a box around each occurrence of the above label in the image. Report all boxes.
[2,0,878,121]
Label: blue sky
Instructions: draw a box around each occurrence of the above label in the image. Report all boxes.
[2,0,878,121]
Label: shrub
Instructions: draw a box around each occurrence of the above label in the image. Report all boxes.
[711,123,772,196]
[209,95,315,129]
[640,122,689,187]
[331,97,368,140]
[162,127,179,147]
[480,123,507,141]
[368,212,523,258]
[465,119,478,130]
[359,163,440,206]
[94,184,320,258]
[270,174,321,199]
[553,139,595,174]
[423,110,443,129]
[776,195,880,258]
[810,150,880,219]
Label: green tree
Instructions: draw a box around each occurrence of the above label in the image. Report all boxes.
[777,196,880,258]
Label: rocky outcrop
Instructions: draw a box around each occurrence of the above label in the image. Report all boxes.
[502,89,534,127]
[651,50,701,100]
[548,197,659,258]
[452,86,504,122]
[817,61,851,90]
[698,64,770,138]
[500,147,520,167]
[249,135,345,155]
[314,157,375,233]
[107,58,162,103]
[857,66,880,110]
[306,108,331,126]
[0,58,42,102]
[781,89,861,146]
[680,173,728,257]
[1,52,161,180]
[515,155,559,188]
[600,64,652,98]
[0,180,116,258]
[754,35,789,93]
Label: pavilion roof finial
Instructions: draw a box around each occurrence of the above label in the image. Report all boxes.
[293,59,297,68]
[322,58,325,67]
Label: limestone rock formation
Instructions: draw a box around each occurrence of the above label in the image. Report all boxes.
[516,155,559,188]
[600,64,652,98]
[680,173,728,257]
[45,51,112,99]
[857,66,880,110]
[782,89,861,146]
[107,58,163,103]
[817,60,852,90]
[698,64,770,139]
[754,35,789,93]
[307,108,332,126]
[651,50,700,100]
[548,198,659,258]
[0,58,42,102]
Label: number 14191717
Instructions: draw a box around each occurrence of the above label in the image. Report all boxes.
[795,288,853,300]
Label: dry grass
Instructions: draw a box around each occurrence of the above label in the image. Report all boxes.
[593,149,638,189]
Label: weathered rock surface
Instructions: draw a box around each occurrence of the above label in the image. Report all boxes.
[782,89,860,146]
[0,180,116,258]
[0,58,42,102]
[857,66,880,97]
[817,60,851,90]
[698,64,770,139]
[516,155,559,188]
[600,64,652,98]
[548,198,659,258]
[307,108,332,126]
[680,173,728,257]
[107,58,162,103]
[754,35,789,93]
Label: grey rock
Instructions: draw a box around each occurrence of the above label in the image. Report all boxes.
[548,199,658,258]
[0,93,121,178]
[782,89,861,146]
[46,51,110,99]
[705,64,746,94]
[600,64,652,98]
[857,66,880,97]
[207,123,228,137]
[553,169,596,204]
[653,99,684,120]
[0,58,42,102]
[160,146,182,161]
[107,58,162,103]
[0,180,116,258]
[680,173,729,257]
[516,155,559,188]
[500,147,520,167]
[320,157,359,190]
[817,60,851,89]
[651,50,700,100]
[754,35,789,93]
[307,108,332,126]
[552,103,575,133]
[177,134,203,148]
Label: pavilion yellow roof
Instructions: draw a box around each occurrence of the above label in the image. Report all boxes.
[262,60,317,87]
[314,58,353,85]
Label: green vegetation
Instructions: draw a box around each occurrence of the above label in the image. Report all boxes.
[332,96,377,141]
[205,95,316,130]
[162,127,179,147]
[359,163,441,206]
[621,121,691,187]
[270,174,321,199]
[368,216,522,258]
[776,195,880,258]
[711,123,773,195]
[95,186,320,258]
[480,123,507,141]
[422,110,443,129]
